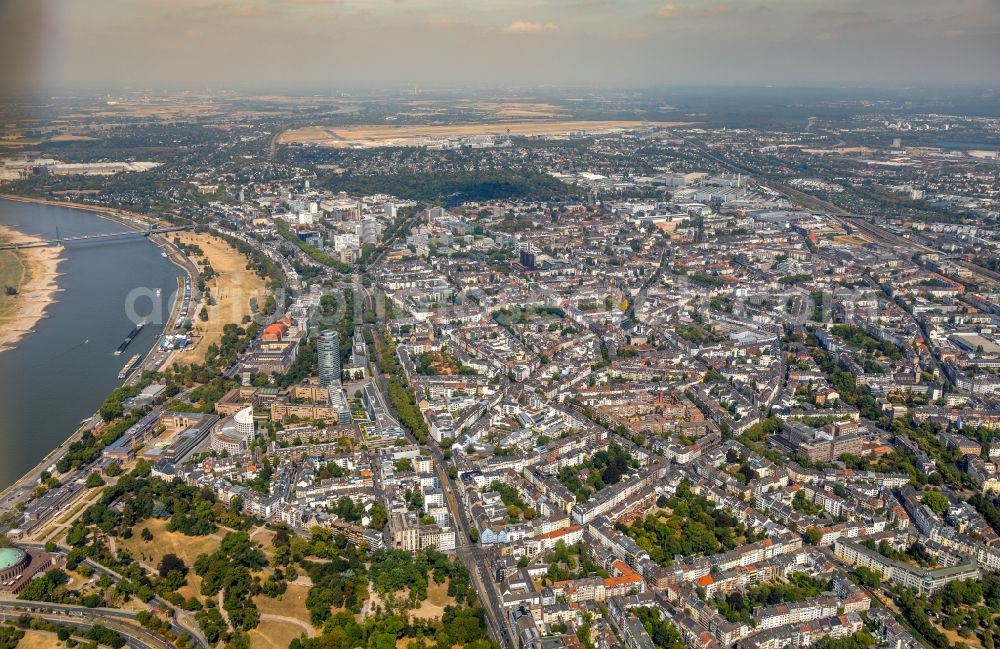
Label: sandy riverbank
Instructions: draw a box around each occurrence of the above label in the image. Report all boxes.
[0,195,193,500]
[0,225,63,352]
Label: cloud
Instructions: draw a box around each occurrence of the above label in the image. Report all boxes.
[655,3,734,19]
[502,20,559,33]
[235,3,271,16]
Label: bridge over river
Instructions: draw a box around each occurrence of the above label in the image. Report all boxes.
[0,224,192,250]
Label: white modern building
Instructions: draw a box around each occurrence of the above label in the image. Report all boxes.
[211,406,256,455]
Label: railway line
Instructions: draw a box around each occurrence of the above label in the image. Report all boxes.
[676,135,1000,287]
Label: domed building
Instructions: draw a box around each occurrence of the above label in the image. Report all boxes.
[210,406,256,455]
[0,547,29,581]
[0,545,59,595]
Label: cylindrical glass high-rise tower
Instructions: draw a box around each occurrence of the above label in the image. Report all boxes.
[318,329,340,387]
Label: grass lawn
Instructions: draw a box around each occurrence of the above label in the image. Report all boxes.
[167,231,266,367]
[119,518,219,600]
[254,582,312,620]
[250,526,276,550]
[17,630,69,649]
[410,579,456,620]
[936,617,985,649]
[63,568,91,591]
[121,518,220,566]
[249,621,308,649]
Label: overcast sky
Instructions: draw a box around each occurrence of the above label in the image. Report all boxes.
[2,0,999,92]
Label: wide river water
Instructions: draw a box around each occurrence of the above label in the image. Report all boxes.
[0,199,181,489]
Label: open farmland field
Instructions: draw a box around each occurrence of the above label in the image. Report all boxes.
[459,101,569,118]
[277,120,694,148]
[46,134,99,142]
[63,103,227,120]
[0,137,43,147]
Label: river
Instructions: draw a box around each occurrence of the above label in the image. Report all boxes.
[0,199,182,489]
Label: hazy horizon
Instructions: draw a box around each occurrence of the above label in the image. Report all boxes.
[2,0,999,94]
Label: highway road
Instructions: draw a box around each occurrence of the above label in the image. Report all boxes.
[0,600,174,649]
[11,541,207,649]
[77,557,208,648]
[8,543,206,648]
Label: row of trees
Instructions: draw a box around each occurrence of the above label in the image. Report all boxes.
[291,607,492,649]
[3,616,127,649]
[213,229,284,291]
[274,219,352,272]
[810,631,877,649]
[377,329,430,442]
[56,412,141,473]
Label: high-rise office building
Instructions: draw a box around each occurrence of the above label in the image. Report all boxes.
[519,248,536,271]
[318,330,340,386]
[358,217,383,244]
